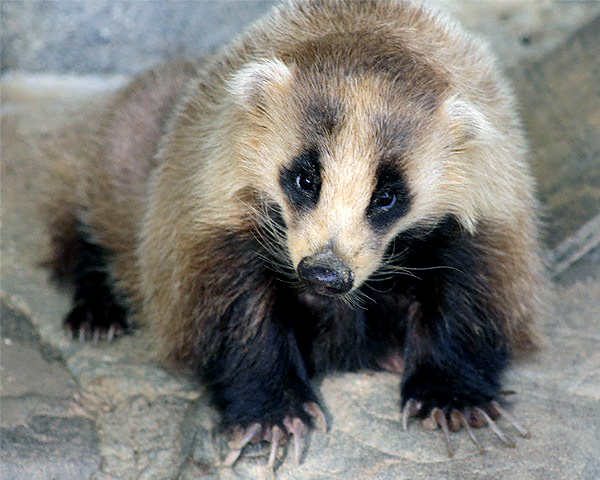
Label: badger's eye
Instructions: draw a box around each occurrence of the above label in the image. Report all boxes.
[280,147,322,211]
[366,166,411,231]
[373,191,396,210]
[296,172,316,193]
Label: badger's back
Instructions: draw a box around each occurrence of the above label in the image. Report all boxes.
[45,60,197,304]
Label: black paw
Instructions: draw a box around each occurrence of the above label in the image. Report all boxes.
[64,296,128,342]
[222,401,327,469]
[401,398,530,456]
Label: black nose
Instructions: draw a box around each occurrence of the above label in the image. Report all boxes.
[297,251,354,295]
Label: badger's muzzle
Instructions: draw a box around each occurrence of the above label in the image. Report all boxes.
[297,251,354,295]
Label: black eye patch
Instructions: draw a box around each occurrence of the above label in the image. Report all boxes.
[280,147,322,212]
[367,166,411,231]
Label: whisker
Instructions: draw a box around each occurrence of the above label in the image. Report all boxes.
[402,265,462,273]
[339,288,372,310]
[371,266,421,281]
[364,282,395,294]
[239,196,299,285]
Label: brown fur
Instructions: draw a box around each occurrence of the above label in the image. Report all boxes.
[44,0,543,369]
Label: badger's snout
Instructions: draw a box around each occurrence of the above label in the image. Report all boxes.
[297,251,354,295]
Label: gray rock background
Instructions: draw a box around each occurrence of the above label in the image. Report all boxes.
[0,1,276,74]
[2,1,600,479]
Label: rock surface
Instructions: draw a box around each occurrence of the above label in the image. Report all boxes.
[0,301,101,480]
[2,2,600,479]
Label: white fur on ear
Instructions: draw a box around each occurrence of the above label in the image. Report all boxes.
[228,59,293,110]
[443,94,499,145]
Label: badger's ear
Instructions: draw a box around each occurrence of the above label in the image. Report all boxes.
[442,94,500,147]
[440,94,519,233]
[228,59,293,111]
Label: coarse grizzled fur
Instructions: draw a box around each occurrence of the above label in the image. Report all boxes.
[43,0,545,466]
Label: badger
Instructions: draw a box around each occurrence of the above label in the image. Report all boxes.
[44,0,545,468]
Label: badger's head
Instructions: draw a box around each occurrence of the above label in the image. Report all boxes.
[227,55,518,301]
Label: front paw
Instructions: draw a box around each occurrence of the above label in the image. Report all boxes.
[222,401,327,469]
[401,398,530,456]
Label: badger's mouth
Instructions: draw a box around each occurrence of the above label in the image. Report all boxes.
[296,250,354,296]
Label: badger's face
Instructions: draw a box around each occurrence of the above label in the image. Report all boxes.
[277,94,416,295]
[229,58,493,298]
[280,140,411,293]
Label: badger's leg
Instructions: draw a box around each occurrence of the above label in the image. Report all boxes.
[147,228,326,468]
[396,217,530,455]
[60,227,129,341]
[200,293,325,469]
[399,316,517,456]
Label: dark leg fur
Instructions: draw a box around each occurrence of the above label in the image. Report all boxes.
[290,291,411,376]
[195,233,328,467]
[390,216,509,415]
[62,228,129,341]
[203,301,318,430]
[369,216,530,455]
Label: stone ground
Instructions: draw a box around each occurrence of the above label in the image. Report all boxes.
[1,2,600,479]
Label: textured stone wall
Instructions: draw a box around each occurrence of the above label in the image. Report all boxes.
[1,0,275,74]
[2,0,597,74]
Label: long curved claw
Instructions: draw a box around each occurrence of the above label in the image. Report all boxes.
[267,426,285,470]
[289,418,308,465]
[78,325,88,342]
[476,408,516,448]
[304,402,327,433]
[223,448,243,467]
[402,398,422,431]
[432,408,453,457]
[71,319,124,343]
[401,398,530,458]
[231,423,262,450]
[224,411,315,469]
[491,401,531,438]
[448,410,462,432]
[458,411,485,453]
[223,423,263,467]
[106,324,117,342]
[464,407,486,428]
